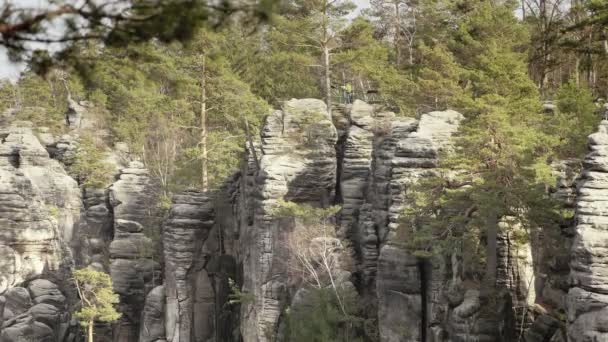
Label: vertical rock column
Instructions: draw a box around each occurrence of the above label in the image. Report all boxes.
[375,110,464,342]
[0,124,80,294]
[109,161,161,342]
[239,99,338,342]
[163,190,215,342]
[568,120,608,341]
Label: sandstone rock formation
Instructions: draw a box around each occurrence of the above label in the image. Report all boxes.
[0,122,80,294]
[238,99,339,342]
[1,279,74,342]
[109,161,162,342]
[0,99,592,342]
[163,190,216,342]
[568,120,608,341]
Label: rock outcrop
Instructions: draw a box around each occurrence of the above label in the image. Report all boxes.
[1,279,74,342]
[238,99,339,342]
[109,161,162,342]
[1,99,594,342]
[0,122,80,294]
[568,120,608,341]
[163,190,216,342]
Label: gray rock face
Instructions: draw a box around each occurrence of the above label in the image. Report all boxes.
[496,217,535,335]
[1,99,589,342]
[76,187,114,268]
[1,280,71,342]
[332,102,463,341]
[0,123,80,294]
[377,245,422,342]
[238,99,339,342]
[163,190,215,342]
[139,285,165,342]
[28,279,67,307]
[109,161,162,342]
[568,120,608,341]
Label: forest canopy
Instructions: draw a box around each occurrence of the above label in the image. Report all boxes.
[0,0,606,193]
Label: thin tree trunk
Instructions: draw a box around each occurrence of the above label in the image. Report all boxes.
[243,116,260,171]
[394,1,401,66]
[323,44,332,115]
[88,320,94,342]
[200,53,209,192]
[322,2,332,115]
[484,212,498,293]
[575,56,580,87]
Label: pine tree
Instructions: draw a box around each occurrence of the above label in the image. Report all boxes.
[73,267,121,342]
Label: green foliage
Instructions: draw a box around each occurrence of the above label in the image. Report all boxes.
[333,17,415,113]
[227,278,255,306]
[1,0,276,74]
[550,82,598,157]
[0,80,17,114]
[285,287,366,342]
[70,135,115,188]
[271,200,341,225]
[48,205,59,219]
[83,30,269,192]
[3,71,85,133]
[227,19,321,104]
[395,0,572,283]
[73,267,121,326]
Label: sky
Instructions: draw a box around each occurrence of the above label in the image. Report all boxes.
[0,0,370,81]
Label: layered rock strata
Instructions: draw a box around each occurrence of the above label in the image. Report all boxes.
[238,99,339,342]
[568,120,608,341]
[109,161,161,342]
[0,123,80,295]
[163,190,216,342]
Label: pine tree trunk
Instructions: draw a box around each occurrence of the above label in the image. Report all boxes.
[485,214,497,290]
[394,1,401,66]
[323,44,332,115]
[200,53,209,192]
[575,56,580,87]
[88,320,94,342]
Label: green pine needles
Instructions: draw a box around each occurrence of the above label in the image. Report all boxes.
[73,267,121,342]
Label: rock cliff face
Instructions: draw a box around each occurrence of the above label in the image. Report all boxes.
[0,114,162,342]
[568,120,608,341]
[109,161,162,342]
[0,122,82,342]
[235,99,339,341]
[0,100,594,342]
[162,190,218,342]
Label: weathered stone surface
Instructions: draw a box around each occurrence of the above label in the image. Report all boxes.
[239,99,338,342]
[447,289,496,342]
[163,190,214,342]
[496,217,536,335]
[28,279,66,307]
[568,120,608,341]
[1,278,71,342]
[139,285,165,342]
[109,161,162,342]
[377,245,422,342]
[1,318,54,342]
[0,124,80,294]
[525,313,561,342]
[3,288,31,318]
[370,110,463,342]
